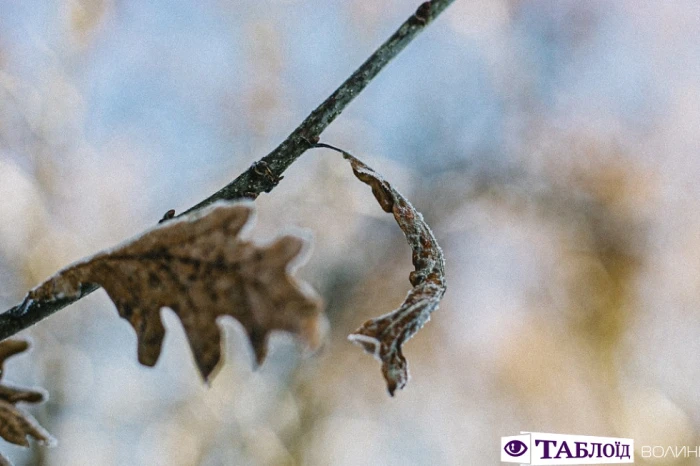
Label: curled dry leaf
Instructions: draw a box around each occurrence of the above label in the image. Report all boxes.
[0,339,54,464]
[343,153,446,396]
[22,201,325,381]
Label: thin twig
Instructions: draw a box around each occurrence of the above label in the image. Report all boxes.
[183,0,454,212]
[0,0,456,340]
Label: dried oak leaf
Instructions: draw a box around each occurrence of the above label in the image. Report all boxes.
[23,201,324,381]
[0,339,54,465]
[343,153,446,396]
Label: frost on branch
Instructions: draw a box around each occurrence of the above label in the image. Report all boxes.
[23,202,325,381]
[0,340,54,465]
[343,153,446,396]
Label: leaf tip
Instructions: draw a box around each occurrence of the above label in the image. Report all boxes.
[348,330,409,396]
[382,351,408,396]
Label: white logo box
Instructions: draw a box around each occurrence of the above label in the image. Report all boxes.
[501,432,634,465]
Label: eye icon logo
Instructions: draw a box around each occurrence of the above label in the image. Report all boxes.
[504,440,528,457]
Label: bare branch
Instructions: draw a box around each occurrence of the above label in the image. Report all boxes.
[184,0,456,212]
[0,0,456,340]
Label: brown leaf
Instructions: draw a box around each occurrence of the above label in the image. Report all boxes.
[343,153,446,396]
[0,400,51,448]
[0,341,28,380]
[24,201,325,381]
[0,340,53,454]
[0,386,44,405]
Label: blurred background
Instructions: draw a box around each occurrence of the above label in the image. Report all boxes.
[0,0,699,464]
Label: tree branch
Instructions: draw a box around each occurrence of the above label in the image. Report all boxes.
[0,0,456,340]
